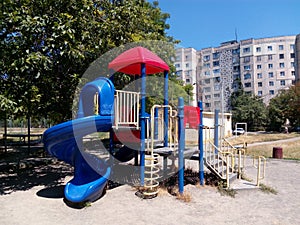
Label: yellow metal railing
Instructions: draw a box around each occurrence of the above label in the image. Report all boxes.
[253,155,266,187]
[222,138,246,179]
[205,138,235,188]
[150,105,178,151]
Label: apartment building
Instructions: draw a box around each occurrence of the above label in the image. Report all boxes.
[240,36,296,104]
[296,34,300,83]
[175,35,297,112]
[174,48,198,106]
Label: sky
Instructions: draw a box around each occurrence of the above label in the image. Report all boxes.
[153,0,300,50]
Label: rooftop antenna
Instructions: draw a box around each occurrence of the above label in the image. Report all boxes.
[235,28,238,41]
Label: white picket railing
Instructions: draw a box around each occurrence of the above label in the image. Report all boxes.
[114,90,140,129]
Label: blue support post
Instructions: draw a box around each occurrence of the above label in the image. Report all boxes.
[140,63,146,186]
[163,70,169,147]
[154,108,159,140]
[214,109,219,154]
[198,101,204,185]
[109,129,115,171]
[178,97,185,194]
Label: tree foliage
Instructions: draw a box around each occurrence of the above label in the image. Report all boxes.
[267,83,300,131]
[1,0,177,123]
[230,91,268,131]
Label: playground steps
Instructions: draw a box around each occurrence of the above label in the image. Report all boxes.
[204,154,237,185]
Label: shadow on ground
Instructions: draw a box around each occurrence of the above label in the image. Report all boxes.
[0,146,73,195]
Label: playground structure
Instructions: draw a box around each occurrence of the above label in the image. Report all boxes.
[43,46,266,203]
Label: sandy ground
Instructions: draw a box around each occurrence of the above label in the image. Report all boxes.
[1,157,300,225]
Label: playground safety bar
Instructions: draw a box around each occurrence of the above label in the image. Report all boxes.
[114,90,140,129]
[252,155,266,187]
[150,105,178,151]
[222,138,246,179]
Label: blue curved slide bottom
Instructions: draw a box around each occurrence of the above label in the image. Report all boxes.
[43,115,112,203]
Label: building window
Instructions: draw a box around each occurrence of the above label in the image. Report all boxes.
[176,71,182,76]
[214,84,220,91]
[290,44,295,50]
[205,95,211,100]
[232,48,240,54]
[185,63,189,68]
[291,62,295,68]
[257,56,261,62]
[233,74,241,80]
[245,82,251,88]
[213,52,220,59]
[267,46,273,51]
[214,93,220,98]
[269,81,274,86]
[213,61,219,67]
[258,91,263,96]
[268,72,274,78]
[279,45,284,50]
[205,103,211,108]
[257,64,262,69]
[204,71,210,76]
[280,80,286,86]
[244,65,251,70]
[279,54,284,59]
[213,69,220,74]
[176,55,180,61]
[258,82,262,87]
[269,90,275,95]
[203,55,210,61]
[204,63,210,68]
[257,73,262,79]
[280,71,285,76]
[268,64,273,69]
[279,63,285,68]
[292,71,295,76]
[204,79,210,84]
[204,87,211,92]
[244,73,251,80]
[185,55,189,60]
[291,53,295,58]
[186,79,190,83]
[268,55,273,60]
[256,47,261,52]
[244,56,250,63]
[233,66,240,72]
[243,47,250,53]
[175,63,180,68]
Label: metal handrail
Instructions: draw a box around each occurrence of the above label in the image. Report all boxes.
[150,105,177,151]
[222,138,246,179]
[205,139,235,188]
[253,155,266,186]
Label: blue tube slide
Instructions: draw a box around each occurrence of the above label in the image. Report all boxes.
[43,78,115,203]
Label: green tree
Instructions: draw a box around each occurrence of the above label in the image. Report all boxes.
[267,83,300,131]
[231,91,268,131]
[1,0,177,123]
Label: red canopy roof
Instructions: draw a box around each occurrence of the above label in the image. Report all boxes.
[108,46,169,75]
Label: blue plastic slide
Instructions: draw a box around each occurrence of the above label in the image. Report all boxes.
[43,77,115,203]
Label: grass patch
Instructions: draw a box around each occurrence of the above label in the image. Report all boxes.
[217,181,237,198]
[175,191,192,202]
[228,132,300,160]
[247,141,300,159]
[259,183,278,195]
[230,132,300,146]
